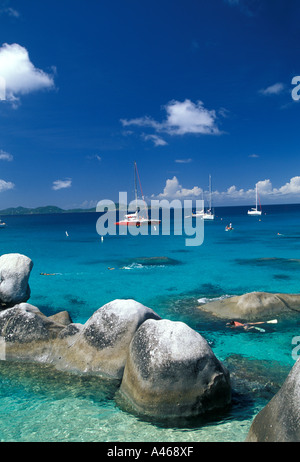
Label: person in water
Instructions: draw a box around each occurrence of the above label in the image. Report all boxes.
[226,320,266,330]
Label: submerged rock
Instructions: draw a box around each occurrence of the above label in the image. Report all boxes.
[246,358,300,442]
[198,291,300,321]
[119,318,231,418]
[0,253,33,308]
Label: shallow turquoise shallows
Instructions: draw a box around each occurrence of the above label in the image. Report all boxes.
[0,204,299,442]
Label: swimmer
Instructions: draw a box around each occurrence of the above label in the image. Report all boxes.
[226,319,277,331]
[226,321,264,331]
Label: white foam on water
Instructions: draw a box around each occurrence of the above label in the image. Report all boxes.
[197,295,232,305]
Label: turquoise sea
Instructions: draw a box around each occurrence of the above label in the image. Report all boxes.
[0,204,300,442]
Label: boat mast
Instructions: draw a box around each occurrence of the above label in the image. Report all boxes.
[255,184,258,211]
[209,174,212,211]
[134,161,138,212]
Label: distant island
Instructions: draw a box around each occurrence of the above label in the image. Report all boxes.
[0,206,97,216]
[1,202,300,217]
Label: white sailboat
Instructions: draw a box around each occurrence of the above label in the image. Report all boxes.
[203,173,215,220]
[115,162,161,227]
[192,175,215,220]
[191,191,205,218]
[247,184,262,216]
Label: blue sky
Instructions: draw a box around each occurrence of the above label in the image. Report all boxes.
[0,0,300,209]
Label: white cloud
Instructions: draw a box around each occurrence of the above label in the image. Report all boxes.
[248,153,259,158]
[121,116,160,130]
[143,134,168,146]
[0,6,20,18]
[0,149,13,161]
[154,176,300,204]
[163,100,220,135]
[121,99,221,146]
[157,176,202,199]
[214,177,300,203]
[175,158,193,164]
[274,176,300,195]
[0,43,55,105]
[52,179,72,191]
[0,179,14,192]
[77,199,98,209]
[259,82,285,96]
[87,154,102,162]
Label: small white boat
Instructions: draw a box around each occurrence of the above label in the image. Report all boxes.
[248,184,262,216]
[192,175,214,220]
[192,208,204,218]
[202,210,214,220]
[0,219,6,228]
[115,162,161,227]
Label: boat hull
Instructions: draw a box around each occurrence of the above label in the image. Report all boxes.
[115,220,161,226]
[247,211,262,216]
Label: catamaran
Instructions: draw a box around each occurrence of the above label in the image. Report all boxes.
[247,184,262,216]
[192,174,214,220]
[115,162,161,227]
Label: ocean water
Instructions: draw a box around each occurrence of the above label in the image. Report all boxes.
[0,204,300,442]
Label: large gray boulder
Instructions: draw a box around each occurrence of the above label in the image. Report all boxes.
[198,292,300,321]
[0,253,33,308]
[0,303,68,362]
[119,318,231,418]
[0,298,161,379]
[52,299,161,378]
[246,358,300,442]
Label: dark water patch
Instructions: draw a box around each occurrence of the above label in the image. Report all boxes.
[275,233,300,240]
[150,292,227,336]
[236,257,300,271]
[166,286,178,292]
[88,256,184,271]
[32,293,51,302]
[34,297,86,320]
[170,248,191,254]
[196,283,227,298]
[224,354,290,402]
[65,295,87,306]
[273,274,291,280]
[33,304,64,318]
[134,256,182,266]
[147,282,235,327]
[117,256,183,269]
